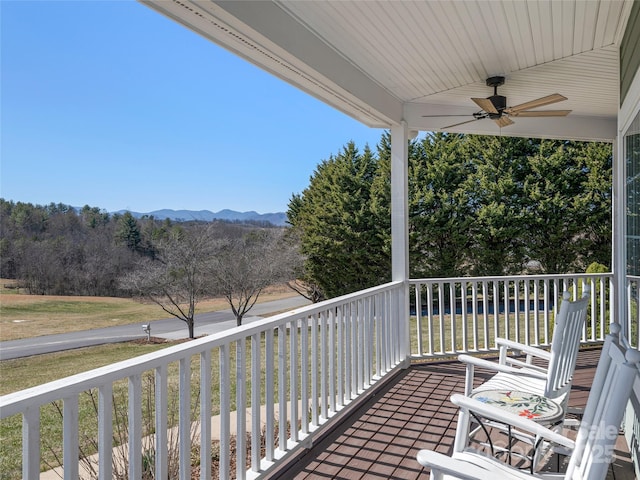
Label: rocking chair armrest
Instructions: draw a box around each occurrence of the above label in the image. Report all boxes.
[504,358,548,373]
[416,449,496,480]
[457,354,548,381]
[450,394,576,450]
[495,338,552,361]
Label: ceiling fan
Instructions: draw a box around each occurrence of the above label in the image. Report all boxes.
[423,76,571,129]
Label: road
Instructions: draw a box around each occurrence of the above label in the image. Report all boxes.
[0,296,310,361]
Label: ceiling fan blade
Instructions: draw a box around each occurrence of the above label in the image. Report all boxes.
[494,116,514,128]
[509,110,572,117]
[505,93,567,113]
[442,118,482,129]
[472,97,498,114]
[422,114,474,117]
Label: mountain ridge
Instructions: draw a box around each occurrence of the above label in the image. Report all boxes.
[115,208,288,226]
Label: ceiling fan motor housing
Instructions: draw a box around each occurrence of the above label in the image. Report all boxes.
[486,76,507,117]
[488,95,507,117]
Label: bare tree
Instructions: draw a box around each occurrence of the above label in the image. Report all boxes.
[209,229,298,326]
[121,225,216,339]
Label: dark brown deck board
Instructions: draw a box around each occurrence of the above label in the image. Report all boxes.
[268,347,633,480]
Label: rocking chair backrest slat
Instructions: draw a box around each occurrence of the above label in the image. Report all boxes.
[545,287,590,402]
[566,324,640,480]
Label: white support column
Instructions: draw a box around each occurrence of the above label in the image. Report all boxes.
[613,136,627,335]
[390,122,410,365]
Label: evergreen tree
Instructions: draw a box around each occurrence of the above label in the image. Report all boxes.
[463,135,535,275]
[521,140,597,273]
[409,132,474,278]
[116,212,142,252]
[288,141,389,298]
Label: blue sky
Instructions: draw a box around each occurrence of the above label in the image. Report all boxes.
[1,1,385,214]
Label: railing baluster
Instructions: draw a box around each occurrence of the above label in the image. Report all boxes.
[492,280,499,346]
[384,291,391,370]
[337,306,344,406]
[543,279,550,345]
[503,280,510,342]
[599,277,606,340]
[155,364,168,479]
[22,406,40,480]
[179,357,191,480]
[200,351,212,480]
[320,312,328,419]
[311,314,319,426]
[533,280,540,345]
[251,333,261,472]
[461,280,468,352]
[364,297,372,387]
[376,293,382,377]
[98,384,113,480]
[524,279,530,346]
[290,320,299,443]
[300,317,309,434]
[427,283,434,355]
[220,345,230,480]
[329,308,336,413]
[415,283,423,355]
[62,395,79,480]
[235,341,247,474]
[514,279,521,343]
[265,329,275,461]
[351,301,359,393]
[345,304,353,395]
[278,326,287,451]
[481,281,489,351]
[438,282,445,354]
[128,373,142,480]
[471,281,478,351]
[449,282,457,353]
[358,298,365,392]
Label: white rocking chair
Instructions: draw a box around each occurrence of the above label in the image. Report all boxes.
[417,324,640,480]
[455,288,590,457]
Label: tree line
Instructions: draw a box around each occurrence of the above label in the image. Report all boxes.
[2,132,613,312]
[287,133,612,299]
[0,201,293,296]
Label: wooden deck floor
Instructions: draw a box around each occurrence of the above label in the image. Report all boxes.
[266,347,634,479]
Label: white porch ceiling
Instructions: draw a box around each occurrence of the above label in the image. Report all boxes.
[141,0,635,142]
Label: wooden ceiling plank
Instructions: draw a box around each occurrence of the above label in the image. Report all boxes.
[551,0,565,59]
[562,1,576,58]
[501,1,532,71]
[527,0,546,65]
[573,0,588,53]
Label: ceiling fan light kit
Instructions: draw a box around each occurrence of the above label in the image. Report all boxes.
[423,75,571,130]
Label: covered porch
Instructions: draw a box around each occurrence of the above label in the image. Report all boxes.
[1,1,639,479]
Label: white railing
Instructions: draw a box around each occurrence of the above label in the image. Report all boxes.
[0,273,624,479]
[0,281,405,480]
[410,273,613,359]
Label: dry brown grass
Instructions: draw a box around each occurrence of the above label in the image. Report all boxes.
[0,281,298,342]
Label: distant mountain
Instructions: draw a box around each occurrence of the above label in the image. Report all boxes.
[115,208,288,226]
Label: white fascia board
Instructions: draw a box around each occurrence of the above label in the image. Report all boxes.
[404,103,617,142]
[620,65,640,134]
[140,0,402,128]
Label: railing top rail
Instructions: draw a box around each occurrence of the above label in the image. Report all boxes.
[0,280,403,417]
[410,272,613,284]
